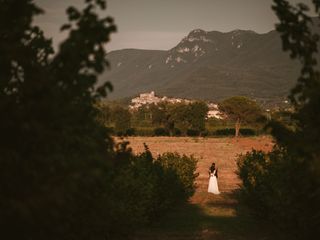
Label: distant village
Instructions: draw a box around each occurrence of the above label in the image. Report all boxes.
[129,91,223,119]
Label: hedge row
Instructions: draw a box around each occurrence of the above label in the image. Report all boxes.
[214,128,256,136]
[110,127,257,137]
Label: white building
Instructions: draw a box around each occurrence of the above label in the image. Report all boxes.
[207,110,223,119]
[129,91,224,119]
[130,91,162,109]
[207,103,223,119]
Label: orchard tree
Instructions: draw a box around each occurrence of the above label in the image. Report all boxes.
[272,0,320,154]
[0,0,117,239]
[271,1,320,235]
[219,96,264,137]
[0,1,200,239]
[237,1,320,238]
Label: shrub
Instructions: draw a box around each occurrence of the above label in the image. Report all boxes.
[200,130,209,137]
[173,128,182,136]
[115,128,135,137]
[135,127,154,136]
[107,144,199,236]
[187,129,200,137]
[125,128,136,136]
[213,128,256,136]
[236,1,320,239]
[154,127,169,136]
[213,128,235,136]
[237,150,271,216]
[240,128,256,136]
[156,152,199,198]
[237,147,320,238]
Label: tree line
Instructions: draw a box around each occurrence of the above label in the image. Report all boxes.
[97,96,268,137]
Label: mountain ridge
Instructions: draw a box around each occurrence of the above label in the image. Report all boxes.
[101,24,319,101]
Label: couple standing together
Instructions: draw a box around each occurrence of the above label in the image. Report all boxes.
[208,162,220,194]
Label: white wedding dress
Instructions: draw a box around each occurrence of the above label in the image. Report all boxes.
[208,170,220,194]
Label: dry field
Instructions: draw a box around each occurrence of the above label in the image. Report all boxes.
[118,136,283,240]
[123,136,273,194]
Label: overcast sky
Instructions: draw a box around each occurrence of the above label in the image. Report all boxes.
[34,0,315,51]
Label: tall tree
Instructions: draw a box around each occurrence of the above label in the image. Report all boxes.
[271,0,320,155]
[271,1,320,235]
[168,103,190,134]
[237,2,320,239]
[0,0,117,239]
[219,96,264,137]
[149,102,168,127]
[112,106,132,135]
[96,102,112,126]
[187,101,209,132]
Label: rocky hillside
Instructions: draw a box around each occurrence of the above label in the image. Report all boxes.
[101,22,319,101]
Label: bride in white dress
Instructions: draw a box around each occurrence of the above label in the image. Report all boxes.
[208,163,220,194]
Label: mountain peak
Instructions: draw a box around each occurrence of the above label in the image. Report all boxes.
[228,29,257,35]
[189,29,207,35]
[180,29,212,44]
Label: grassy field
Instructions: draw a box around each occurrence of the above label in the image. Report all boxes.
[118,136,285,240]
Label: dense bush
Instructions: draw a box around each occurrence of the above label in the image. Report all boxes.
[125,127,136,136]
[237,150,271,216]
[156,152,199,198]
[186,129,200,137]
[0,1,119,239]
[134,127,154,136]
[107,145,199,236]
[237,1,320,239]
[213,128,235,136]
[213,128,256,136]
[154,127,169,136]
[173,128,182,136]
[237,148,320,238]
[239,128,256,136]
[200,130,209,137]
[0,1,199,239]
[115,127,134,137]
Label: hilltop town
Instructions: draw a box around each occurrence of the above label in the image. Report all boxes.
[129,91,223,119]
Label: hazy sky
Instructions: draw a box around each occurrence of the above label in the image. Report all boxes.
[35,0,315,51]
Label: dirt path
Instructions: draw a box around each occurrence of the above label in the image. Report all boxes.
[122,136,281,240]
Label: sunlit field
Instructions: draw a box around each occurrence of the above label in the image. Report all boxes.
[116,136,281,240]
[123,136,273,194]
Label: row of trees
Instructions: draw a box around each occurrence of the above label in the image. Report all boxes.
[237,0,320,238]
[98,101,209,135]
[0,1,198,239]
[98,96,266,137]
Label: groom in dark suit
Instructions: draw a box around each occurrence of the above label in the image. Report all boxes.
[209,162,218,178]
